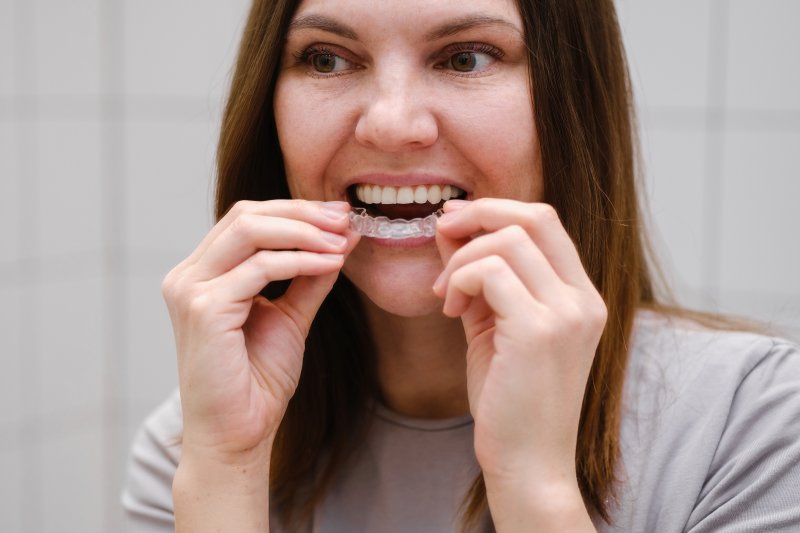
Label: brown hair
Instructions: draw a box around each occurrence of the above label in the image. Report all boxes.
[215,0,653,529]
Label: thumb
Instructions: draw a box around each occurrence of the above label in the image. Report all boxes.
[277,271,339,337]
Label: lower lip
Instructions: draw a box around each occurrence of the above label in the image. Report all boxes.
[365,235,436,248]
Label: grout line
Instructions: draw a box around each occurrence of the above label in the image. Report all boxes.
[701,0,731,308]
[100,0,128,531]
[14,0,43,531]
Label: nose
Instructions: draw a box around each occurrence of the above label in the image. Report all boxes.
[354,67,438,152]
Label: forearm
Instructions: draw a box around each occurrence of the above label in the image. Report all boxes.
[173,442,272,533]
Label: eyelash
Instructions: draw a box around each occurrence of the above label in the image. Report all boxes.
[435,42,504,76]
[293,42,505,77]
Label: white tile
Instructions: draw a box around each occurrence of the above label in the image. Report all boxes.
[124,120,215,255]
[41,424,105,533]
[719,131,800,295]
[123,0,250,100]
[727,0,800,110]
[0,286,22,428]
[35,119,104,258]
[0,121,20,264]
[125,274,178,409]
[616,0,714,109]
[0,443,22,533]
[34,0,102,96]
[717,290,800,342]
[640,128,708,294]
[37,277,105,419]
[0,0,14,97]
[104,421,135,533]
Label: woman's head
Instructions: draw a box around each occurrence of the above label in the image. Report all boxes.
[274,0,541,316]
[216,0,647,311]
[217,0,652,525]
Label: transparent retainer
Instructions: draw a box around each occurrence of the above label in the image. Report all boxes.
[349,207,444,239]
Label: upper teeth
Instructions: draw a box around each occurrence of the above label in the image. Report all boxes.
[355,184,465,205]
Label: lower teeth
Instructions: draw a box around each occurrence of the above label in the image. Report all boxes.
[349,207,443,239]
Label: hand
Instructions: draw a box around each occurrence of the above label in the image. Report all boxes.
[162,199,360,460]
[433,198,606,506]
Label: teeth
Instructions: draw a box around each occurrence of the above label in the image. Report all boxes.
[356,184,465,205]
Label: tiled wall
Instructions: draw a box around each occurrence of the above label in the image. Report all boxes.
[0,1,798,531]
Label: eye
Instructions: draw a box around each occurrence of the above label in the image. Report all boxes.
[310,52,352,74]
[437,43,503,74]
[295,45,357,75]
[447,51,492,73]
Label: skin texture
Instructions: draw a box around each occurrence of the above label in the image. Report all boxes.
[168,0,606,530]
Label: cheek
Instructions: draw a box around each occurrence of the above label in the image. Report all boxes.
[443,86,542,201]
[273,79,351,199]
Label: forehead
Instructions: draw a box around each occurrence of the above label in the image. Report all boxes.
[289,0,523,38]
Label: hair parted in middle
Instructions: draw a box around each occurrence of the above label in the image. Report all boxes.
[214,0,653,529]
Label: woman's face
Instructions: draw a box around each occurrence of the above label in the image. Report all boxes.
[274,0,542,317]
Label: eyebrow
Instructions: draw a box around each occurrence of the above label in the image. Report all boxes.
[286,14,521,42]
[288,14,359,40]
[425,15,522,40]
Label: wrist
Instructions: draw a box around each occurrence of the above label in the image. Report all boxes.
[173,440,273,533]
[484,474,595,533]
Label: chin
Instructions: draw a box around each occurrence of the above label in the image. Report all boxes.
[358,286,444,318]
[342,247,445,318]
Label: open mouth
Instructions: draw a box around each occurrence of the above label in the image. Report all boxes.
[347,183,468,220]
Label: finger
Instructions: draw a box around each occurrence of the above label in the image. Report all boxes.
[208,250,344,303]
[277,228,361,333]
[187,200,351,266]
[276,271,340,336]
[197,215,349,279]
[437,199,594,290]
[434,225,564,303]
[443,255,538,319]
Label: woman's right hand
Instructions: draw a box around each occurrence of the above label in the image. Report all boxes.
[162,199,359,461]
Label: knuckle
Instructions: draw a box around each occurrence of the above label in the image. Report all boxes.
[253,249,276,267]
[229,213,257,239]
[160,271,176,301]
[529,202,560,226]
[501,224,529,243]
[484,254,507,274]
[229,199,254,218]
[186,291,213,318]
[161,263,188,303]
[289,198,306,209]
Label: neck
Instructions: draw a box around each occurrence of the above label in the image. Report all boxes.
[361,297,470,419]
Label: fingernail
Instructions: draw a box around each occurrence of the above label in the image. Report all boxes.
[321,203,349,221]
[437,211,455,226]
[322,231,348,247]
[432,271,446,294]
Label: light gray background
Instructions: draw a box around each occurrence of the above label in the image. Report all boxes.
[0,1,798,532]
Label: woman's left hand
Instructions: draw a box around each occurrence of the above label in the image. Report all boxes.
[433,198,606,529]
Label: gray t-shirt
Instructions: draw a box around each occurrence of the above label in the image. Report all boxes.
[121,311,800,532]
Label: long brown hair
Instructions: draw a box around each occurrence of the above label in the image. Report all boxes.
[215,0,653,528]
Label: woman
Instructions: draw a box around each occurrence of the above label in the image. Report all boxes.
[123,0,800,531]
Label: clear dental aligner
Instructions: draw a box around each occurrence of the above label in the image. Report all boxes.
[349,207,443,239]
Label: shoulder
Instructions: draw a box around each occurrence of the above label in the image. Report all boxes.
[121,389,183,531]
[626,309,798,408]
[611,310,800,531]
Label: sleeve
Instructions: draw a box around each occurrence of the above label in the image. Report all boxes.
[120,390,182,533]
[686,340,800,532]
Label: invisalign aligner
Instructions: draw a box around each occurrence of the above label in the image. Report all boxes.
[349,207,443,239]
